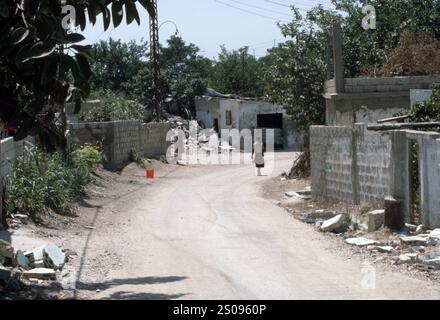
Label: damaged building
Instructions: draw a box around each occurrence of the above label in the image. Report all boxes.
[195,94,303,150]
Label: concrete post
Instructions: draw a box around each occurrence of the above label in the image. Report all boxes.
[389,131,411,222]
[332,22,345,93]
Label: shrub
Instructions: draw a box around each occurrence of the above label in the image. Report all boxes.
[73,144,103,172]
[80,91,144,122]
[4,147,96,219]
[130,148,146,167]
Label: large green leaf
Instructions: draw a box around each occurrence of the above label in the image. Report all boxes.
[10,28,30,45]
[23,42,57,62]
[138,0,155,18]
[75,53,91,80]
[112,1,124,28]
[16,43,33,63]
[125,0,140,25]
[101,5,111,31]
[71,45,93,60]
[65,33,86,44]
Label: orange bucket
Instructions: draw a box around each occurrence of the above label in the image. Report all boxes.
[146,168,155,179]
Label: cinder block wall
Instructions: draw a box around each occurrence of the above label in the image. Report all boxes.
[0,136,35,181]
[69,121,171,169]
[310,124,391,205]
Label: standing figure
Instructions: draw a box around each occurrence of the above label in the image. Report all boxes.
[252,135,265,176]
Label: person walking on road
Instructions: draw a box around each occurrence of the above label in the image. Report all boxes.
[252,134,265,176]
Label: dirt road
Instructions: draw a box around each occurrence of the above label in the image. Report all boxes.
[4,151,440,299]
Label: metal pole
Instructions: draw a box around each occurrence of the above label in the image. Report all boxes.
[149,0,161,120]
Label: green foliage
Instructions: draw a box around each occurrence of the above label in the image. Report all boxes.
[4,147,96,218]
[262,8,327,130]
[209,46,263,97]
[90,36,212,117]
[72,144,103,172]
[402,89,440,123]
[130,148,146,167]
[80,91,144,122]
[0,0,153,152]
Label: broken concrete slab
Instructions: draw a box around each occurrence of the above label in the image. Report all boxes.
[429,229,440,240]
[377,246,396,253]
[300,210,338,224]
[345,237,379,247]
[367,210,385,232]
[22,268,56,280]
[31,260,45,268]
[43,243,66,270]
[321,214,351,233]
[15,250,30,269]
[400,236,433,246]
[24,245,46,262]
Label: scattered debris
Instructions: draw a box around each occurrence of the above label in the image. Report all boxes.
[299,210,338,224]
[397,254,413,264]
[320,214,351,233]
[345,237,379,247]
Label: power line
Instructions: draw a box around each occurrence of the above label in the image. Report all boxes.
[223,0,294,17]
[263,0,309,11]
[214,0,289,22]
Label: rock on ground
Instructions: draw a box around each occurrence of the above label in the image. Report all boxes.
[320,214,351,233]
[345,237,379,247]
[367,210,385,232]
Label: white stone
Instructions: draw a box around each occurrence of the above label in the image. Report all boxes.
[25,245,46,262]
[345,237,379,247]
[415,225,425,235]
[321,214,350,233]
[429,229,440,240]
[397,254,412,264]
[43,243,66,270]
[377,246,395,253]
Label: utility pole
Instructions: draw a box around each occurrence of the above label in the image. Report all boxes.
[149,0,161,120]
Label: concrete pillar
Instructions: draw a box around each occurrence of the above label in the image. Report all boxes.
[389,131,411,222]
[332,22,345,93]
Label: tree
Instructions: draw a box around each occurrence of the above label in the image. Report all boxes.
[90,35,212,117]
[0,0,154,151]
[209,46,263,97]
[91,38,149,95]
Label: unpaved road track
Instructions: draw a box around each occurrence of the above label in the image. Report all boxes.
[5,151,440,299]
[73,151,439,300]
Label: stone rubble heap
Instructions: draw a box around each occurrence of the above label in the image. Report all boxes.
[293,205,440,272]
[1,240,72,292]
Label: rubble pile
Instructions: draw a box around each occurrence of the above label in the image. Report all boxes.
[296,206,440,272]
[0,240,73,293]
[166,117,235,161]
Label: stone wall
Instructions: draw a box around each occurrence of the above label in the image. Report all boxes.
[69,121,171,169]
[310,124,391,205]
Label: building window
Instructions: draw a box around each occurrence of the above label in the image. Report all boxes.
[226,110,232,126]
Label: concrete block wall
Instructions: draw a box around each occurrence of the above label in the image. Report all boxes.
[70,121,171,169]
[421,137,440,228]
[310,124,391,205]
[310,126,355,203]
[0,136,35,181]
[355,125,391,203]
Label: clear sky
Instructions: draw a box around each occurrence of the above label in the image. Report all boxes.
[81,0,334,59]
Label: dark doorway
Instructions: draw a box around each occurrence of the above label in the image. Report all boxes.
[257,113,283,129]
[257,113,284,149]
[213,119,219,133]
